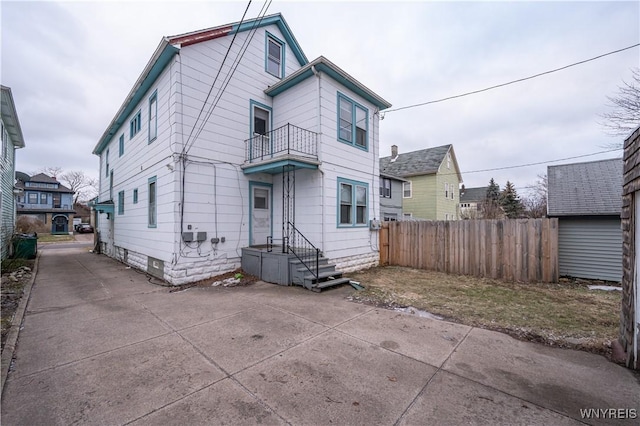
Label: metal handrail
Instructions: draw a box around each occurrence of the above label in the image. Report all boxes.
[286,221,320,281]
[244,123,317,163]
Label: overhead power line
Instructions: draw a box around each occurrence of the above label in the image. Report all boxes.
[384,43,640,114]
[182,0,253,155]
[440,147,622,177]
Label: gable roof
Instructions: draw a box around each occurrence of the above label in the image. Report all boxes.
[380,172,407,182]
[30,173,59,183]
[380,144,461,180]
[1,85,25,148]
[460,186,487,203]
[547,158,622,216]
[93,13,307,155]
[16,173,74,193]
[265,56,391,110]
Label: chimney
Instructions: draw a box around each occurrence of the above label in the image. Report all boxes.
[391,145,398,158]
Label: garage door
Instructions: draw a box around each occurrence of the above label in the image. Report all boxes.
[558,218,622,282]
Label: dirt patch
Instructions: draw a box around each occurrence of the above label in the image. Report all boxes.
[1,258,36,353]
[168,269,259,293]
[348,266,621,358]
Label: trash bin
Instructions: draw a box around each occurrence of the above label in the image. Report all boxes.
[12,233,38,259]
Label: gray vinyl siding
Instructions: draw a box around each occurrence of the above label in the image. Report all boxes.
[380,179,403,219]
[558,217,622,282]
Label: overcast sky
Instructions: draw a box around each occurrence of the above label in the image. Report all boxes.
[2,0,638,196]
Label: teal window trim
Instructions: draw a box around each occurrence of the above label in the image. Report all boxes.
[133,188,138,204]
[118,134,124,157]
[249,100,273,137]
[248,181,273,245]
[148,91,157,143]
[148,176,157,228]
[130,109,141,139]
[249,100,273,160]
[337,177,369,228]
[105,149,109,177]
[118,190,125,215]
[265,31,285,79]
[336,92,369,151]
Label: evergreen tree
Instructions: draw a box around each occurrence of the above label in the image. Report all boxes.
[483,178,502,218]
[500,181,523,218]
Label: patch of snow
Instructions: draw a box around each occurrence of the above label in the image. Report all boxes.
[394,306,443,320]
[588,285,622,291]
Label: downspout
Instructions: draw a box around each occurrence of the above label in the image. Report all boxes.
[372,107,379,251]
[312,65,325,250]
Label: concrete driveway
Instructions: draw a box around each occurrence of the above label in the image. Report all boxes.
[1,246,638,425]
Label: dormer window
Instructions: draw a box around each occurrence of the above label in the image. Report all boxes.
[265,32,284,78]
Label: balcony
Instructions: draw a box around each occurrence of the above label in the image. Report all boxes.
[242,123,320,175]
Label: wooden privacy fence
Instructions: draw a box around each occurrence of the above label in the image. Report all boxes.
[380,219,559,283]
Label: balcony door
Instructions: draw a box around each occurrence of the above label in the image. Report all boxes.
[252,103,271,160]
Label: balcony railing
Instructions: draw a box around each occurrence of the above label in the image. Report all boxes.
[245,123,317,164]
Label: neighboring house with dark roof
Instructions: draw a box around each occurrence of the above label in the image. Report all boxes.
[458,186,487,219]
[16,173,75,234]
[547,158,622,282]
[1,86,26,259]
[380,144,462,220]
[91,13,391,289]
[379,171,407,221]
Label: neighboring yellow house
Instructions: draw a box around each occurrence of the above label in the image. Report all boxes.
[379,144,462,220]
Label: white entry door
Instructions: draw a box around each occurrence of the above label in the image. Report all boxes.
[251,185,271,246]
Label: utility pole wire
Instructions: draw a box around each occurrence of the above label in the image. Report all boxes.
[384,43,640,114]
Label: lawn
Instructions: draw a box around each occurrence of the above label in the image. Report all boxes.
[36,234,75,243]
[348,266,621,355]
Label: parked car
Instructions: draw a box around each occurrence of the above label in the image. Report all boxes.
[77,224,94,233]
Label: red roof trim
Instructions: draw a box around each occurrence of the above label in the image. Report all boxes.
[168,26,232,47]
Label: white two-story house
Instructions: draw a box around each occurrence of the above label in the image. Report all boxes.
[92,13,391,288]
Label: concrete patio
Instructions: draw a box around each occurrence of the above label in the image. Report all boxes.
[1,247,638,425]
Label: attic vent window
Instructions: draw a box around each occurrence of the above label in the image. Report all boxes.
[266,33,284,78]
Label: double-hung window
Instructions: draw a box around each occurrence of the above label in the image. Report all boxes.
[338,178,368,227]
[337,93,368,150]
[445,183,449,199]
[40,193,47,204]
[148,176,157,228]
[28,193,37,204]
[265,32,284,78]
[118,191,125,215]
[119,134,124,157]
[130,110,141,139]
[380,178,391,198]
[105,149,109,177]
[1,123,6,159]
[149,92,157,142]
[403,181,412,198]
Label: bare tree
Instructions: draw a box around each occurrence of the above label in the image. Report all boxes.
[600,68,640,139]
[60,171,98,204]
[522,174,547,218]
[36,166,63,179]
